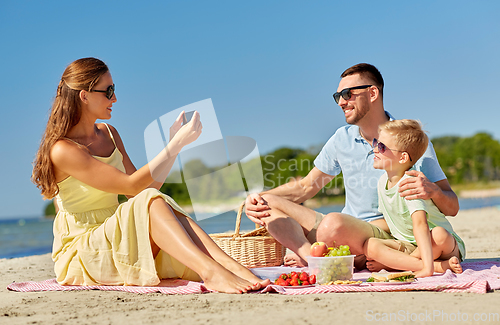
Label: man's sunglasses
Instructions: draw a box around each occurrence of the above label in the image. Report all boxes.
[373,138,412,162]
[91,84,115,99]
[333,85,372,104]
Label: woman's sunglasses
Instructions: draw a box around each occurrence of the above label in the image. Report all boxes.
[333,85,372,104]
[373,138,412,162]
[91,84,115,99]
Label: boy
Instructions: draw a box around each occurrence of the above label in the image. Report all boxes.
[363,119,465,277]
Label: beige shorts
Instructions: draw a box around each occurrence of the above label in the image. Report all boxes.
[393,239,418,254]
[306,211,326,243]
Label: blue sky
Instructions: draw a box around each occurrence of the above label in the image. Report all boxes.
[1,1,499,219]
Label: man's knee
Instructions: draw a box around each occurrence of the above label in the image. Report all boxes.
[316,212,347,243]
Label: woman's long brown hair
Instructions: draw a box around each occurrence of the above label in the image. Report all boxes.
[32,58,109,199]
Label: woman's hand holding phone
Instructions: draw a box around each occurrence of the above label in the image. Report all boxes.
[169,110,202,149]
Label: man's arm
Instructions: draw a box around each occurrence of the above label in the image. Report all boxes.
[399,170,459,216]
[245,167,335,225]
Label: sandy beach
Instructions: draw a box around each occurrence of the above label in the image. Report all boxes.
[1,206,500,325]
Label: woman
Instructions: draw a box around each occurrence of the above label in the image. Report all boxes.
[32,57,269,293]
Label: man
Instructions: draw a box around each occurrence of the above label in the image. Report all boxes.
[245,63,459,267]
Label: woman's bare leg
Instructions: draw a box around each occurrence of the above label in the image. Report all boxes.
[148,198,258,293]
[173,210,270,288]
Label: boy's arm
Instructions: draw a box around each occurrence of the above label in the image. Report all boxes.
[411,210,434,277]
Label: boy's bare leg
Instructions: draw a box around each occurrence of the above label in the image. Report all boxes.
[258,194,318,266]
[364,228,462,276]
[364,218,392,271]
[409,227,463,274]
[364,236,399,272]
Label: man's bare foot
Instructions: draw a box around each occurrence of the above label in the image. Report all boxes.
[366,260,389,272]
[354,254,367,270]
[284,253,308,267]
[435,256,463,274]
[366,258,397,272]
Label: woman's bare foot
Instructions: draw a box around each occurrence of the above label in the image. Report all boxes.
[284,253,307,267]
[216,258,271,290]
[435,256,463,274]
[201,267,259,294]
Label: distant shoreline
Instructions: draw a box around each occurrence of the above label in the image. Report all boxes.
[4,187,500,221]
[457,187,500,198]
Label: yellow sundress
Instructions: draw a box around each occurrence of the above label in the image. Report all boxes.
[52,124,201,286]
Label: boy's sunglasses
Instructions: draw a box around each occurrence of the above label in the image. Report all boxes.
[333,85,372,104]
[373,138,412,162]
[91,84,115,99]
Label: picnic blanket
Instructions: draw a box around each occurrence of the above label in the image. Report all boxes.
[7,260,500,295]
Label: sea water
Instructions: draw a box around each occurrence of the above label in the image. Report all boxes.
[1,197,499,259]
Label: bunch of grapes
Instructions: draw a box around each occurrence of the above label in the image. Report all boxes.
[325,244,351,257]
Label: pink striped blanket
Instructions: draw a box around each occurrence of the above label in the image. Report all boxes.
[7,260,500,295]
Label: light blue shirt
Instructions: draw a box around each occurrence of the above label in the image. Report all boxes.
[314,112,447,221]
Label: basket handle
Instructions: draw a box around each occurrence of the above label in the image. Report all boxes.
[232,201,260,239]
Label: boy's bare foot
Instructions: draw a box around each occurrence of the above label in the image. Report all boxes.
[448,256,463,273]
[284,253,307,267]
[436,256,463,274]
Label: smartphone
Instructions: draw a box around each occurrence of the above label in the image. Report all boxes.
[182,111,195,125]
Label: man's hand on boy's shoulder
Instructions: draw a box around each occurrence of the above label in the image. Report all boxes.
[398,170,439,201]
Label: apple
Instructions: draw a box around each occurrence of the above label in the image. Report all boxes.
[310,242,329,257]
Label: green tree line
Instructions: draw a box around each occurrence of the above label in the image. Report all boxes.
[432,132,500,184]
[44,132,500,216]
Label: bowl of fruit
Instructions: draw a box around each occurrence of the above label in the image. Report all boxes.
[307,242,355,285]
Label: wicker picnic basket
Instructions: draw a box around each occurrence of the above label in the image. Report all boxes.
[209,201,286,268]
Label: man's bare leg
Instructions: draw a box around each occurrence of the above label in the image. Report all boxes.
[316,212,380,270]
[259,194,317,266]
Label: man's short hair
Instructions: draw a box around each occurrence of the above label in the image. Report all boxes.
[379,119,429,165]
[341,63,384,98]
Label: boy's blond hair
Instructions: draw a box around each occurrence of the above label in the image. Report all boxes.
[378,119,428,165]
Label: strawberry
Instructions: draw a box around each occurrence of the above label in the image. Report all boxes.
[309,274,316,284]
[279,273,288,280]
[302,281,310,286]
[290,278,300,286]
[276,278,288,286]
[299,272,309,282]
[290,272,299,280]
[286,278,292,286]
